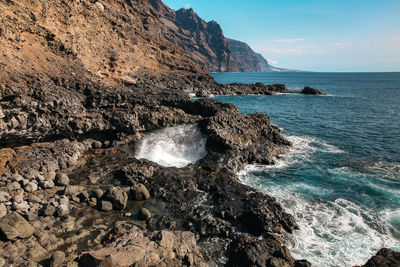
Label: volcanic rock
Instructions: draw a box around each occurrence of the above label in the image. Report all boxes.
[301,86,325,95]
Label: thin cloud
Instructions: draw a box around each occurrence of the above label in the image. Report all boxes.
[263,38,305,43]
[331,42,352,49]
[185,3,190,9]
[257,45,326,56]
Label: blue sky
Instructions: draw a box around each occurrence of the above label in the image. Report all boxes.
[163,0,400,72]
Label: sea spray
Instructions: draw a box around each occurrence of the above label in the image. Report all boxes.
[135,124,207,168]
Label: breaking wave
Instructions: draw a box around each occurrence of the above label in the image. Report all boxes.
[135,124,207,168]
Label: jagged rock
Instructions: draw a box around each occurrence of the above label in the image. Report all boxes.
[130,183,150,201]
[55,173,69,186]
[360,248,400,267]
[0,212,34,240]
[13,201,30,211]
[50,251,65,267]
[103,187,128,210]
[138,208,151,220]
[301,86,325,95]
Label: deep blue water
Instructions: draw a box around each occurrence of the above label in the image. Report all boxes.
[211,72,400,267]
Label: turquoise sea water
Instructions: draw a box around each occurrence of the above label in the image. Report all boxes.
[211,72,400,267]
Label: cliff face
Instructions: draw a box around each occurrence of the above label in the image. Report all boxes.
[148,0,270,72]
[228,39,272,72]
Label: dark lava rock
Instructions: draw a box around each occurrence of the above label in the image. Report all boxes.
[301,86,325,95]
[138,208,151,220]
[226,234,310,267]
[360,248,400,267]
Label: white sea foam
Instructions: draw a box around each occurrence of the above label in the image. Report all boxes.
[239,171,400,266]
[135,124,207,168]
[238,134,400,266]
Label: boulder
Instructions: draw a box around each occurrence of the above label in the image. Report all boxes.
[50,251,65,267]
[130,183,150,201]
[0,212,34,240]
[40,179,55,189]
[55,173,69,186]
[100,201,113,211]
[103,187,128,210]
[24,182,38,193]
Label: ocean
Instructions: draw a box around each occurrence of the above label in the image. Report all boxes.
[211,72,400,267]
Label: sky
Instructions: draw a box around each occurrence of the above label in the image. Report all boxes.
[162,0,400,72]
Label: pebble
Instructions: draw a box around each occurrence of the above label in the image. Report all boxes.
[43,205,56,216]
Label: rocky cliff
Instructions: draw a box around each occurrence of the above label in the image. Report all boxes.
[148,0,271,72]
[228,38,272,72]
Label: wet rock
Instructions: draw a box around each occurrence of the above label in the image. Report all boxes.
[138,208,151,220]
[103,187,128,210]
[360,248,400,267]
[50,251,65,267]
[130,183,150,201]
[301,86,325,95]
[55,173,69,186]
[0,212,34,240]
[100,201,113,211]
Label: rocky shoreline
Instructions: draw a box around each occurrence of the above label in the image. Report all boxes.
[0,0,398,266]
